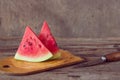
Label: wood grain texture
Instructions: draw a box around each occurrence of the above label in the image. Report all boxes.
[0,38,120,80]
[0,49,84,75]
[105,52,120,62]
[0,0,120,79]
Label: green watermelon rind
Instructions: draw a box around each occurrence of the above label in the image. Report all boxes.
[50,51,61,59]
[14,52,53,62]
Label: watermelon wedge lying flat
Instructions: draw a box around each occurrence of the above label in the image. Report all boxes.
[38,21,61,59]
[14,26,53,62]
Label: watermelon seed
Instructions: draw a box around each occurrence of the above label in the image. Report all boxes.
[39,44,41,48]
[23,45,26,47]
[46,34,49,38]
[30,36,32,39]
[28,42,32,46]
[33,38,36,42]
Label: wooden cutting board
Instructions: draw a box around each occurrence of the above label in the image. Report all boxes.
[0,49,84,75]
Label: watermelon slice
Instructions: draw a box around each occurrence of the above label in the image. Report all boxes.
[14,26,53,62]
[38,21,61,59]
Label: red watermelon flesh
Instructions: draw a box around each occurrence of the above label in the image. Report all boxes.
[38,21,61,59]
[14,26,53,62]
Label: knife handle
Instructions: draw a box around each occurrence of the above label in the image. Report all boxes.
[105,52,120,62]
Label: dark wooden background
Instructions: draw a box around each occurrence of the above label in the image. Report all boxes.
[1,0,120,38]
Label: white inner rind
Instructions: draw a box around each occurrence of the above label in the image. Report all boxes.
[14,52,53,62]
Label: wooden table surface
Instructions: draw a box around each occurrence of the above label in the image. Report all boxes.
[0,38,120,80]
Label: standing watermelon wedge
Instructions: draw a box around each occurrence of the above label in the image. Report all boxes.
[38,21,61,59]
[14,26,53,62]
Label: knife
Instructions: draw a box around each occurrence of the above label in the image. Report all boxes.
[74,52,120,68]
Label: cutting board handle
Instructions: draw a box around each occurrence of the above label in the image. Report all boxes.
[105,52,120,62]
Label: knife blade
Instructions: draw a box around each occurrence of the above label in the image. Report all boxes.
[74,52,120,68]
